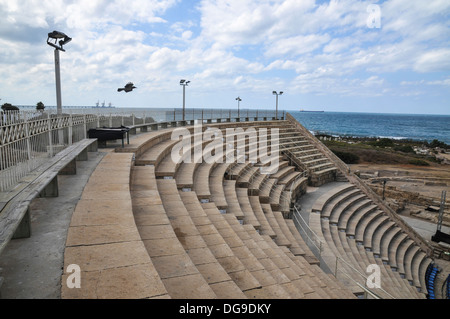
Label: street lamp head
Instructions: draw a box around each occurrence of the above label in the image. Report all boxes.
[48,30,67,39]
[280,91,284,95]
[180,79,190,86]
[180,79,185,84]
[59,36,72,46]
[272,91,277,95]
[47,30,71,51]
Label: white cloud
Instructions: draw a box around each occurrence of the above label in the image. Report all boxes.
[0,0,449,112]
[414,49,450,73]
[265,34,331,58]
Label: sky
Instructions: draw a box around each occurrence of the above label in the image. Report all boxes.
[0,0,449,114]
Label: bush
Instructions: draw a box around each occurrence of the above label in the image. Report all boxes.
[367,138,395,148]
[393,145,414,153]
[1,103,19,111]
[429,139,449,149]
[333,150,360,164]
[408,159,430,166]
[36,101,45,111]
[375,138,395,148]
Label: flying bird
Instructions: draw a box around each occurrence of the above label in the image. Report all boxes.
[118,82,137,93]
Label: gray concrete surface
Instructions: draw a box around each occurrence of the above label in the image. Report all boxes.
[399,214,450,244]
[295,181,346,223]
[0,151,106,299]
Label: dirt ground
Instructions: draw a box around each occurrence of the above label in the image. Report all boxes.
[350,162,450,227]
[350,163,450,197]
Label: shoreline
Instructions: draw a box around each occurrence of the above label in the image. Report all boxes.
[314,131,450,146]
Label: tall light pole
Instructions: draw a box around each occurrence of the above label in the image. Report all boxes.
[180,79,190,121]
[47,31,72,115]
[236,97,242,119]
[272,91,283,120]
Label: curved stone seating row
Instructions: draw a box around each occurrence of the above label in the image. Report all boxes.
[310,183,430,298]
[216,123,336,187]
[327,204,420,298]
[156,178,250,298]
[308,208,365,295]
[178,173,345,298]
[225,161,325,279]
[330,188,423,298]
[202,195,353,298]
[200,201,309,298]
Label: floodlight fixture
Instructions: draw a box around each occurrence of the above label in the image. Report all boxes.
[47,30,72,52]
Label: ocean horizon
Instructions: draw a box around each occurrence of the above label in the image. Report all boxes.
[14,105,450,144]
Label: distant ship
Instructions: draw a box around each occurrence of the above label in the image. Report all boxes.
[93,100,115,108]
[299,109,324,112]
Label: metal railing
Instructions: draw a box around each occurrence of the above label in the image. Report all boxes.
[291,206,395,299]
[0,108,283,192]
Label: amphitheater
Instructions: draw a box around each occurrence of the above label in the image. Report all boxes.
[1,112,449,300]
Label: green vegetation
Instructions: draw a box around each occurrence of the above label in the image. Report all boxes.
[36,101,45,111]
[321,136,447,166]
[408,159,430,166]
[332,150,360,164]
[393,145,415,153]
[1,103,19,111]
[427,139,449,149]
[370,138,395,148]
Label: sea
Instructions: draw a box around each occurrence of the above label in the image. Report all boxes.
[16,105,450,144]
[290,111,450,145]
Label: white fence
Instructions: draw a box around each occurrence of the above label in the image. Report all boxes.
[2,111,103,191]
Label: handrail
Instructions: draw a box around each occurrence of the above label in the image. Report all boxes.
[292,206,323,248]
[292,206,396,299]
[336,255,395,299]
[285,113,435,258]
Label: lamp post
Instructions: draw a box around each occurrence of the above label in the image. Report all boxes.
[272,91,283,120]
[47,30,72,116]
[180,79,190,121]
[235,97,242,119]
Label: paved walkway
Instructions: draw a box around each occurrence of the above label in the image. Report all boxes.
[399,214,450,244]
[0,150,106,298]
[295,181,346,224]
